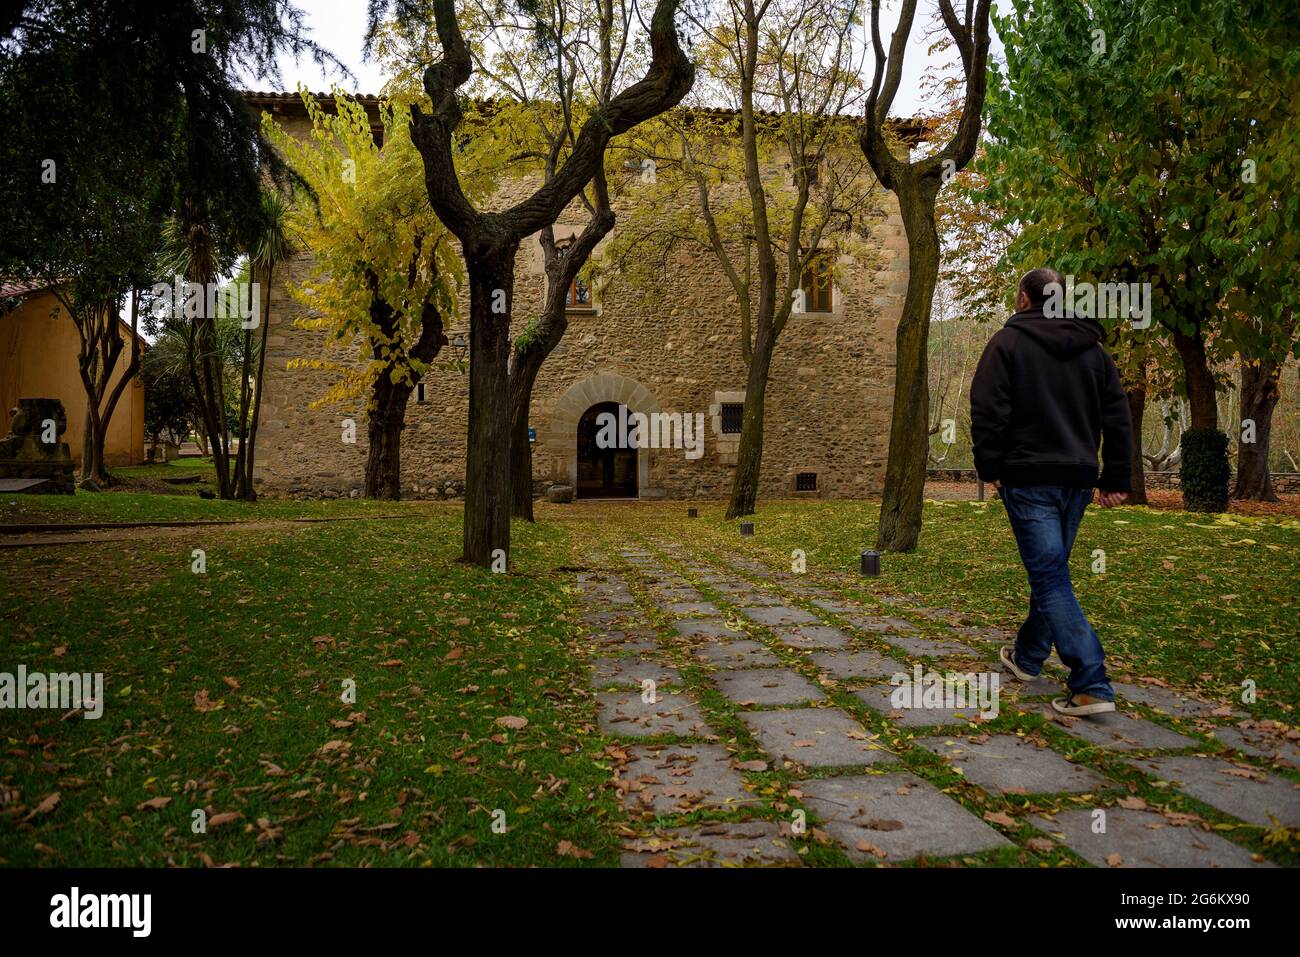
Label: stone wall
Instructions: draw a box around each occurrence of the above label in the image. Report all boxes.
[251,95,904,500]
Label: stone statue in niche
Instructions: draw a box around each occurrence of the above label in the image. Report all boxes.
[0,397,76,494]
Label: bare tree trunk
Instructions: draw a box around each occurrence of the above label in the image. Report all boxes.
[726,330,774,518]
[508,205,615,521]
[1126,384,1148,505]
[876,173,941,552]
[463,244,517,566]
[241,260,276,501]
[1233,357,1280,501]
[508,344,545,521]
[1172,327,1218,430]
[364,376,413,500]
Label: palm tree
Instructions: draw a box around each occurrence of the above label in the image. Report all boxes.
[236,190,294,500]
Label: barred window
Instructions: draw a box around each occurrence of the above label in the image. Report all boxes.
[795,472,818,492]
[721,403,744,434]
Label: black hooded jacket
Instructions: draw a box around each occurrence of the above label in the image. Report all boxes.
[969,307,1132,492]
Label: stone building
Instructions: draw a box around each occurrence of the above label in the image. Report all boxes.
[245,92,913,501]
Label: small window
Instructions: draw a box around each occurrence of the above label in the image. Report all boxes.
[721,402,744,435]
[566,274,592,310]
[795,471,818,492]
[371,126,385,148]
[556,239,593,310]
[800,257,833,313]
[416,382,426,404]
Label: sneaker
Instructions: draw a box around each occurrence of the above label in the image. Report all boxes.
[1052,694,1116,717]
[999,644,1036,682]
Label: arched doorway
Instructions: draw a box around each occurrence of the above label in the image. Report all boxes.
[576,401,638,499]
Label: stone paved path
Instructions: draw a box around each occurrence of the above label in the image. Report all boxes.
[572,534,1295,868]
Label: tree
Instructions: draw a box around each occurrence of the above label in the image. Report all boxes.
[1,0,344,487]
[371,0,695,566]
[264,91,470,499]
[141,342,195,460]
[858,0,992,551]
[397,0,638,521]
[236,191,296,500]
[978,0,1298,511]
[606,0,876,518]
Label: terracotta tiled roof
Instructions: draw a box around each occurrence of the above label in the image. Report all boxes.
[0,279,58,299]
[242,91,935,141]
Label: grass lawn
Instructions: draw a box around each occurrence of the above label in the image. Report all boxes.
[1,494,1296,866]
[607,499,1299,725]
[1,506,618,866]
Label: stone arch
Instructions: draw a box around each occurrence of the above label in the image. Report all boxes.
[549,372,661,496]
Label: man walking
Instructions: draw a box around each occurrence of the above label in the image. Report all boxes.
[970,267,1132,716]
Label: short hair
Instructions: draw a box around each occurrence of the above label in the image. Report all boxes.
[1019,267,1065,307]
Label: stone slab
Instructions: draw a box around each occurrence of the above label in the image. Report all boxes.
[811,599,864,614]
[1003,674,1066,697]
[883,632,980,659]
[918,734,1109,795]
[589,630,660,653]
[621,822,800,868]
[1128,756,1300,828]
[951,625,1015,643]
[808,649,906,682]
[1112,681,1222,718]
[1029,808,1273,868]
[738,605,820,627]
[596,691,712,738]
[674,619,747,640]
[856,683,990,728]
[1048,709,1198,752]
[801,773,1012,863]
[664,601,724,618]
[741,708,891,767]
[620,744,757,815]
[713,668,826,707]
[590,657,680,689]
[694,640,782,669]
[772,625,853,651]
[1213,726,1300,766]
[847,615,917,633]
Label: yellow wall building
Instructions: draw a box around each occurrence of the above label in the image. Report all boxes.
[1,282,146,467]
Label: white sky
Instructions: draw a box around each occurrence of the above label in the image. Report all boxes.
[271,0,1007,119]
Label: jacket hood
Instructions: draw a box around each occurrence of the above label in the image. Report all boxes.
[1005,307,1104,359]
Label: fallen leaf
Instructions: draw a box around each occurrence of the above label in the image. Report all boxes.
[556,840,593,859]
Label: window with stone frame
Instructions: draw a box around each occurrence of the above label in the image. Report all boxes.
[556,239,594,311]
[720,402,744,434]
[800,254,833,313]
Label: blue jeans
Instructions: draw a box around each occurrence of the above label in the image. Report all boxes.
[999,485,1113,700]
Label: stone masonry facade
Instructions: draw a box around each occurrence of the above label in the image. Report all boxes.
[249,93,906,501]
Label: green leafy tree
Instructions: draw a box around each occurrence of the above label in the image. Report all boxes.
[2,0,343,488]
[978,0,1299,509]
[264,90,470,499]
